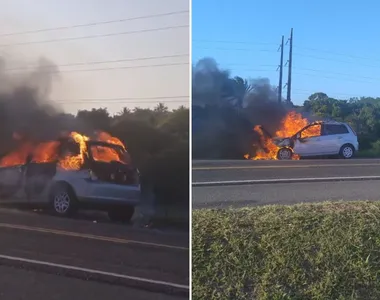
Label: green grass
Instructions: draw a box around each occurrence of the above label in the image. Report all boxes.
[356,150,380,158]
[192,201,380,300]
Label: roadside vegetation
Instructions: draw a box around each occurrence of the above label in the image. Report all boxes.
[193,57,380,159]
[76,104,189,227]
[193,201,380,299]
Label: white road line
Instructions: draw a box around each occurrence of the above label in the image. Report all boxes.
[0,254,189,290]
[0,223,188,251]
[193,163,380,170]
[193,175,380,187]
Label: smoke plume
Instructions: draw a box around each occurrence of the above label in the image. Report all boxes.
[192,58,289,159]
[0,56,76,155]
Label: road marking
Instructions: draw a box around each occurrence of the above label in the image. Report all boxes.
[193,163,380,171]
[193,175,380,187]
[0,223,188,251]
[0,254,189,290]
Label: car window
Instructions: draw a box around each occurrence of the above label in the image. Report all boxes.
[324,124,349,135]
[300,124,321,138]
[90,145,129,164]
[60,141,80,158]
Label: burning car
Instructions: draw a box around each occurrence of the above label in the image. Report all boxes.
[0,131,140,222]
[247,111,359,160]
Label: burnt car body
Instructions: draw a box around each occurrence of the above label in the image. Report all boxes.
[0,138,140,222]
[261,121,359,160]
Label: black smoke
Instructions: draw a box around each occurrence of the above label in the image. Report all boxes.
[192,57,290,159]
[0,56,79,155]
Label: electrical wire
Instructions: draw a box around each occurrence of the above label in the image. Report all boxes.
[0,10,189,37]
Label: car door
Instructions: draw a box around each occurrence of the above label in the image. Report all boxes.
[0,165,25,199]
[293,123,325,156]
[321,124,350,154]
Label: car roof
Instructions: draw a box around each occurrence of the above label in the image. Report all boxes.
[309,120,346,126]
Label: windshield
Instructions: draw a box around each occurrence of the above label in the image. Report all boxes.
[89,144,130,164]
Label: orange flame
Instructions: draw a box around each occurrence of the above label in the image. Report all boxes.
[0,131,127,170]
[95,131,126,150]
[246,111,321,160]
[91,131,128,164]
[0,142,33,167]
[58,132,89,170]
[31,141,60,163]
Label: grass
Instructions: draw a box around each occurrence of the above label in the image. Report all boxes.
[192,201,380,300]
[356,150,380,158]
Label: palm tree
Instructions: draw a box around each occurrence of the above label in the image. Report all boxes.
[231,76,253,113]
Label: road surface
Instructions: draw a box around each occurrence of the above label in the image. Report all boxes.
[0,208,189,299]
[193,159,380,208]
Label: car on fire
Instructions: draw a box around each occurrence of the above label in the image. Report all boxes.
[0,133,141,222]
[271,121,359,160]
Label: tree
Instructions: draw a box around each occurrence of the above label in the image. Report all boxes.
[231,76,253,109]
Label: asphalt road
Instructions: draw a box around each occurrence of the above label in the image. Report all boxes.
[0,208,189,299]
[192,159,380,209]
[0,265,182,300]
[193,159,380,182]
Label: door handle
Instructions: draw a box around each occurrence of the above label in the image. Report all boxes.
[337,136,343,139]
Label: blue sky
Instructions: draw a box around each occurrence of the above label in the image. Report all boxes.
[192,0,380,105]
[0,0,189,114]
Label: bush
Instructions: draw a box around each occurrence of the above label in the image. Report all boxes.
[109,108,188,209]
[193,201,380,300]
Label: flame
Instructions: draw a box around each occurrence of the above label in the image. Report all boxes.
[0,131,128,170]
[91,131,127,164]
[96,131,126,150]
[0,142,33,167]
[246,111,321,160]
[58,132,89,170]
[275,111,310,138]
[31,141,60,163]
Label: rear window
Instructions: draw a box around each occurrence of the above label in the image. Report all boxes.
[346,124,357,136]
[324,124,349,135]
[90,145,130,164]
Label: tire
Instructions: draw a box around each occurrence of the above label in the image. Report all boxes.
[339,144,355,159]
[277,147,293,160]
[49,183,77,216]
[108,206,135,223]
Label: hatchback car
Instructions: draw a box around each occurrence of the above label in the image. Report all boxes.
[275,121,359,160]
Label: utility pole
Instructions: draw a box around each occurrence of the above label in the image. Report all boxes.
[277,35,284,104]
[286,28,293,104]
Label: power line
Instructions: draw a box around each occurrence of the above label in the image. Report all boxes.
[0,24,189,48]
[194,39,380,63]
[53,97,189,105]
[214,63,380,82]
[293,72,378,85]
[4,54,189,72]
[54,96,188,102]
[195,46,275,53]
[32,62,187,74]
[195,45,380,68]
[292,89,368,98]
[0,10,189,37]
[193,39,277,46]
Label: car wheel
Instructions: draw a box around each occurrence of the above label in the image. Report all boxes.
[108,206,135,223]
[277,147,293,160]
[50,183,77,216]
[340,144,355,159]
